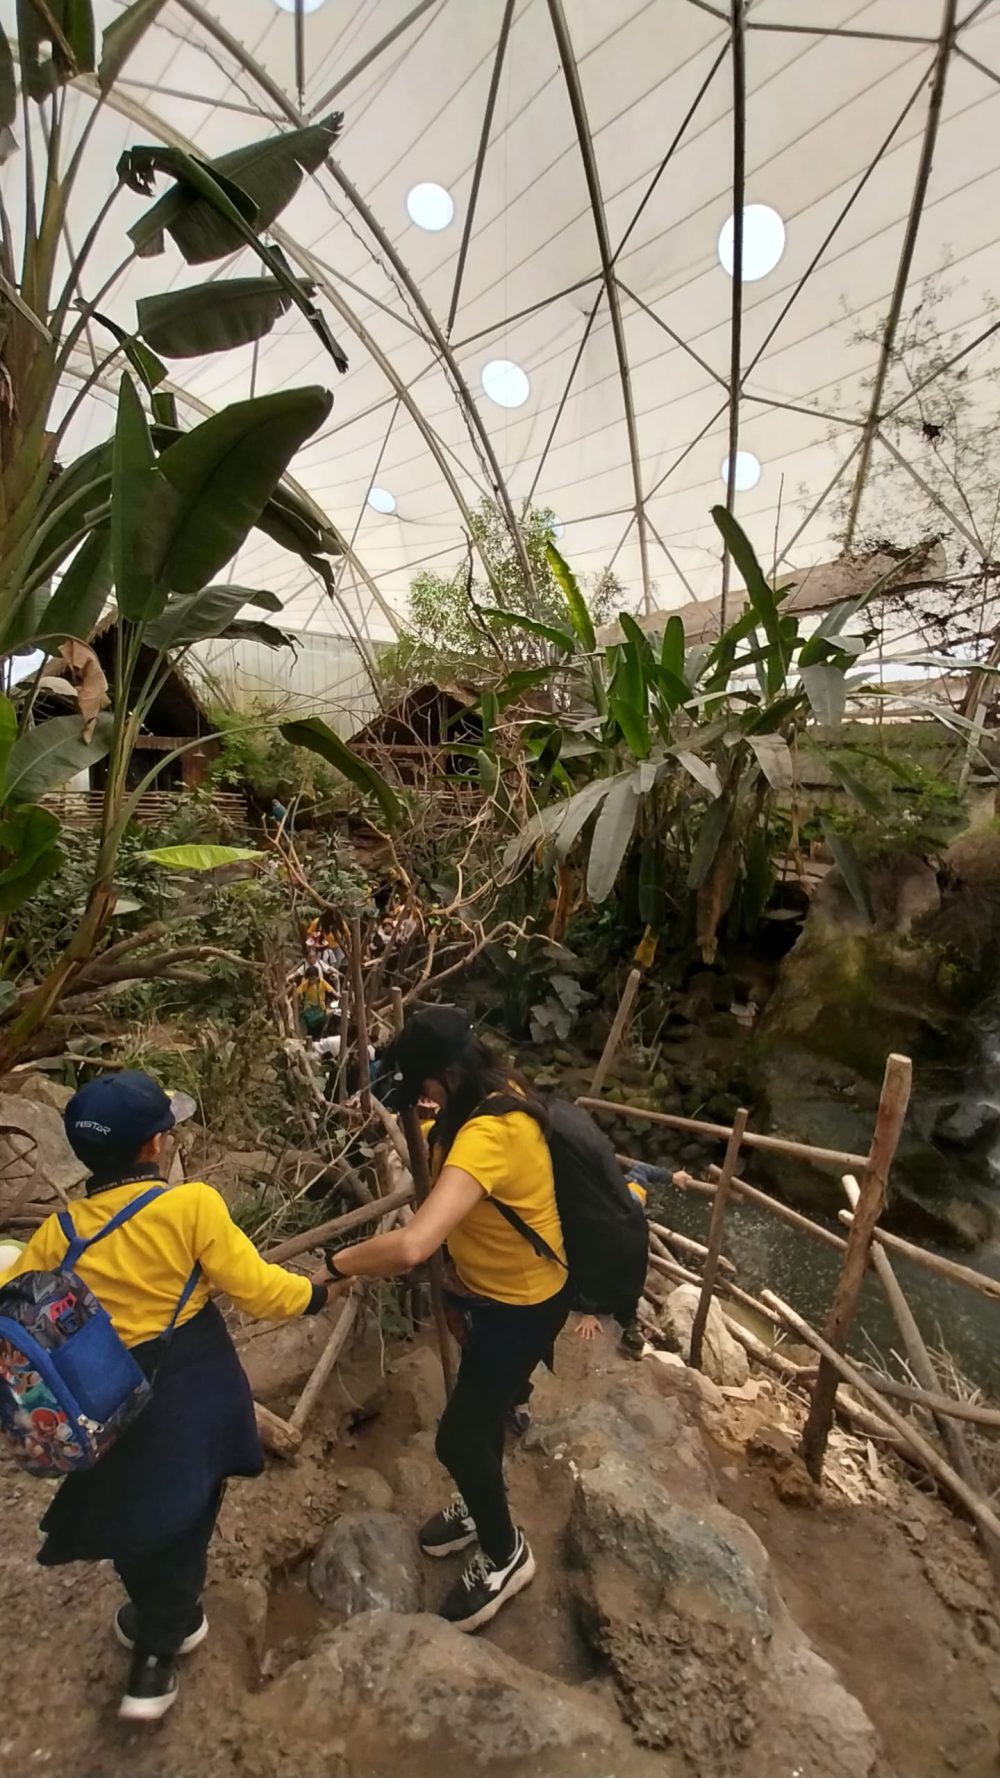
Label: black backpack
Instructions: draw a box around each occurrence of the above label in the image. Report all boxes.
[481,1096,649,1321]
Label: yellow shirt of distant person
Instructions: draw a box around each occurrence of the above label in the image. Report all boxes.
[437,1109,566,1307]
[0,1181,311,1347]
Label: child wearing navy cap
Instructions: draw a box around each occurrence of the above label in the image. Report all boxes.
[0,1070,348,1723]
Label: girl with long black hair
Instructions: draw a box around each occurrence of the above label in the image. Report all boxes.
[314,1006,570,1632]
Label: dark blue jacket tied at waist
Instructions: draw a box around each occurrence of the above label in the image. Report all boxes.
[37,1303,262,1565]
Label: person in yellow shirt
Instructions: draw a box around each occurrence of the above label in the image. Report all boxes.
[0,1070,349,1724]
[316,1007,570,1633]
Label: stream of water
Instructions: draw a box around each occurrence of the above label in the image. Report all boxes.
[654,1173,1000,1395]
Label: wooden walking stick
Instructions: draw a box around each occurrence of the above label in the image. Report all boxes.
[349,914,373,1119]
[799,1052,911,1480]
[689,1107,747,1371]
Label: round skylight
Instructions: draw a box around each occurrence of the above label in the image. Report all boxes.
[718,205,786,281]
[720,452,762,492]
[481,359,530,409]
[367,486,397,515]
[273,0,325,13]
[406,183,454,232]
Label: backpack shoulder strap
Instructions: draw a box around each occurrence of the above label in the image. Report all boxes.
[162,1262,202,1338]
[487,1196,566,1270]
[57,1185,165,1270]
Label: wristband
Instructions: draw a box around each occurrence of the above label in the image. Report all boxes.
[324,1248,349,1279]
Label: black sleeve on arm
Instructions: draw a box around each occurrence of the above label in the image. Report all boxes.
[304,1282,329,1316]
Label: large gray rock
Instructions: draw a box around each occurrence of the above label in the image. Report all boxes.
[523,1390,716,1507]
[309,1511,423,1618]
[266,1610,670,1777]
[0,1092,88,1217]
[568,1450,881,1777]
[659,1283,750,1386]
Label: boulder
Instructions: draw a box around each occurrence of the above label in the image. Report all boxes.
[265,1610,668,1777]
[934,1098,1000,1149]
[237,1314,337,1400]
[0,1093,88,1217]
[309,1511,423,1618]
[659,1283,749,1387]
[523,1390,716,1507]
[568,1449,881,1777]
[334,1467,394,1514]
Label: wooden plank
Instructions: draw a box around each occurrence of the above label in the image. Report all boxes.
[260,1185,413,1264]
[800,1055,912,1480]
[578,1095,870,1170]
[589,968,642,1097]
[289,1295,360,1432]
[837,1211,1000,1304]
[689,1108,747,1371]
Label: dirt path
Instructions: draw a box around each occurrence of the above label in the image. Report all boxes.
[0,1322,997,1776]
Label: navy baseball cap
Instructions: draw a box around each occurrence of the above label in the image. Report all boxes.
[64,1070,196,1167]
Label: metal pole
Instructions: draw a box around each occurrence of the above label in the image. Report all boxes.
[720,0,746,633]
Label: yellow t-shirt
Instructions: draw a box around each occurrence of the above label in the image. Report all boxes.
[442,1110,566,1306]
[0,1179,311,1347]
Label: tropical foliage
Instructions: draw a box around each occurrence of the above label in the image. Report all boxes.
[380,500,624,691]
[496,510,886,962]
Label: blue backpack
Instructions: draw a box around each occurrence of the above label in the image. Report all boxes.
[0,1187,200,1479]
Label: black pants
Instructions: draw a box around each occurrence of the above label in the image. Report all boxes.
[113,1491,220,1659]
[436,1288,569,1564]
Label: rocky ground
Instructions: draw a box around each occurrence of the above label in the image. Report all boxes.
[0,1304,997,1778]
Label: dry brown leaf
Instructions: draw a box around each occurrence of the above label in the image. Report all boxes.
[57,639,108,739]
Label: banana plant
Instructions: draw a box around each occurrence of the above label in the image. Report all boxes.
[0,374,347,1067]
[495,508,877,961]
[1,0,349,654]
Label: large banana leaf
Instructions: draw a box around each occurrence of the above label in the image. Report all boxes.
[0,805,62,912]
[586,772,641,903]
[5,712,114,804]
[144,585,283,650]
[800,662,846,727]
[688,793,732,891]
[36,525,113,647]
[128,114,343,265]
[140,386,333,598]
[16,0,94,99]
[91,309,167,391]
[99,0,166,92]
[1,26,15,128]
[546,542,596,653]
[823,822,872,924]
[0,695,16,789]
[137,276,315,358]
[142,843,262,871]
[280,717,401,827]
[113,373,161,621]
[256,483,344,560]
[215,618,294,650]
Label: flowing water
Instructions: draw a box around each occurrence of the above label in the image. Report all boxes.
[652,1168,1000,1395]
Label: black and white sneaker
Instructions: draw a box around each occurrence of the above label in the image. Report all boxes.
[419,1495,477,1558]
[438,1529,536,1633]
[119,1653,179,1723]
[115,1603,208,1657]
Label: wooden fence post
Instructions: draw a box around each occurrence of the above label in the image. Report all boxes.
[689,1107,747,1371]
[799,1053,911,1480]
[590,967,642,1097]
[842,1172,1000,1582]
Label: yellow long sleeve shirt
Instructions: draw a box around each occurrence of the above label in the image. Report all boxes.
[0,1179,311,1347]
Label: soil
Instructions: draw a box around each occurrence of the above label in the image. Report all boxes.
[0,1320,997,1777]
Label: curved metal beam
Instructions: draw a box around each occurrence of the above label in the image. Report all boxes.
[545,0,652,614]
[447,0,516,338]
[843,0,959,546]
[719,0,746,631]
[173,0,543,614]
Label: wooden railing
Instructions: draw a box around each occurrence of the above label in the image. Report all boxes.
[40,790,248,830]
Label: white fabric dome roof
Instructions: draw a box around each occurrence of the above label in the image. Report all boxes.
[17,0,1000,645]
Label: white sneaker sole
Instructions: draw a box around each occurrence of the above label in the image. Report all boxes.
[115,1615,208,1657]
[454,1545,537,1634]
[420,1529,477,1559]
[118,1686,178,1724]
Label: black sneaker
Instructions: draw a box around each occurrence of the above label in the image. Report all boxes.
[619,1319,645,1358]
[418,1495,477,1558]
[119,1653,179,1723]
[438,1529,536,1632]
[115,1604,208,1656]
[507,1402,532,1436]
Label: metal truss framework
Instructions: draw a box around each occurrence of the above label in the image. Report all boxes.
[60,0,1000,642]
